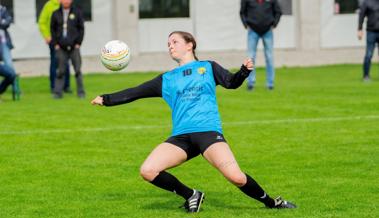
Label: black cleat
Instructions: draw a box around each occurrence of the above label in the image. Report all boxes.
[181,190,205,213]
[271,196,296,209]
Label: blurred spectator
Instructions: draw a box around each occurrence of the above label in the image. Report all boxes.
[240,0,282,90]
[0,63,15,100]
[51,0,85,99]
[38,0,71,93]
[358,0,379,81]
[0,4,15,73]
[0,3,16,100]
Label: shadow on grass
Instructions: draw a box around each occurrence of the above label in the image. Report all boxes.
[139,193,265,213]
[140,198,181,211]
[207,197,265,211]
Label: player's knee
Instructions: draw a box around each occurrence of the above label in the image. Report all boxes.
[139,165,158,182]
[228,173,247,187]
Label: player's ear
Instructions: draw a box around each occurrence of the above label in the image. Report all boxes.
[186,42,194,52]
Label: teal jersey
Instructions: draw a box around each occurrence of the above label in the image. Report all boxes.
[162,61,222,136]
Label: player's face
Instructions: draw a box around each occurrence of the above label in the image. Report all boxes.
[168,34,192,61]
[61,0,73,9]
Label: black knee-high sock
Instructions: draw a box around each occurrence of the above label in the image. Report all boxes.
[150,171,194,200]
[239,173,275,207]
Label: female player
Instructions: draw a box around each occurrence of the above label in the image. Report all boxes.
[91,31,296,213]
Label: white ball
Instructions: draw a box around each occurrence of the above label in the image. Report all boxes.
[100,40,131,71]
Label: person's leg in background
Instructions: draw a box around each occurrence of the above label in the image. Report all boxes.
[375,32,379,80]
[53,49,68,98]
[363,31,376,81]
[1,42,14,69]
[0,63,16,95]
[49,42,57,92]
[63,60,71,93]
[262,30,275,89]
[247,29,260,90]
[1,42,20,99]
[49,43,71,93]
[70,48,85,98]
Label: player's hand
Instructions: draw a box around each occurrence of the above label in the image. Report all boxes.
[243,58,254,71]
[91,96,104,106]
[358,30,363,40]
[55,44,60,50]
[45,37,51,44]
[75,44,80,49]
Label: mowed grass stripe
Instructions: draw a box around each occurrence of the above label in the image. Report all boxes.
[0,114,379,135]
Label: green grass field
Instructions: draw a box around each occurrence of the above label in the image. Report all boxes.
[1,64,378,218]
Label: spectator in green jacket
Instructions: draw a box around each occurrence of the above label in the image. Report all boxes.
[38,0,71,93]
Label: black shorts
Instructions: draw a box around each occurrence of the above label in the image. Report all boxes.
[165,131,227,160]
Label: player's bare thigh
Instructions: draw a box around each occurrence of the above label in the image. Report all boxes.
[140,142,187,181]
[203,142,247,186]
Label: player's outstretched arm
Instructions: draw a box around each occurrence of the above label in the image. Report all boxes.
[92,74,163,107]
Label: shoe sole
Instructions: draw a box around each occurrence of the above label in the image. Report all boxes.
[196,193,205,213]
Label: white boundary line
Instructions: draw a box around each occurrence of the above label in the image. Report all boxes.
[223,115,379,126]
[1,115,379,136]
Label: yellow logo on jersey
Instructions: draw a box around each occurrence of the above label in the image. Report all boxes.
[197,67,206,75]
[69,14,75,20]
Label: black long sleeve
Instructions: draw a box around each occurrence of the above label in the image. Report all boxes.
[211,61,251,89]
[102,74,162,106]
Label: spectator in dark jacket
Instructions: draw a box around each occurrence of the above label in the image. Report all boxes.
[240,0,281,90]
[51,0,85,99]
[358,0,379,81]
[38,0,72,94]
